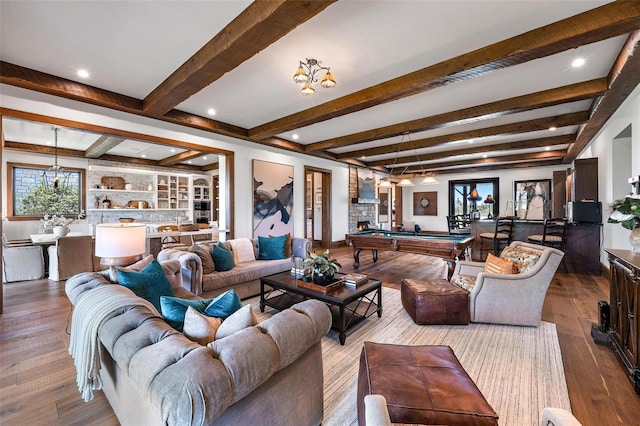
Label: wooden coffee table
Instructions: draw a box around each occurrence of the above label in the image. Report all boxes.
[260,271,383,345]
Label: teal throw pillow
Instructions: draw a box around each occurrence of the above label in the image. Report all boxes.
[160,296,212,330]
[211,243,235,271]
[204,289,243,319]
[116,260,174,313]
[258,234,287,260]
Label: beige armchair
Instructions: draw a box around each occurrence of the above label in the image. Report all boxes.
[452,241,564,326]
[2,233,45,283]
[48,235,94,281]
[363,395,581,426]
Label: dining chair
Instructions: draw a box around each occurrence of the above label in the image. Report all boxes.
[528,218,568,271]
[479,217,514,260]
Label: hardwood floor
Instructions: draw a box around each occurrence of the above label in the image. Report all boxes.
[1,246,638,425]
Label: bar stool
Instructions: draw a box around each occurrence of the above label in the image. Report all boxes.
[157,225,188,249]
[479,217,514,260]
[528,218,568,270]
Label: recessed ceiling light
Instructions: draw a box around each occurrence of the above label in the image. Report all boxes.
[549,126,557,131]
[203,156,208,160]
[482,154,488,158]
[468,139,474,144]
[170,148,176,153]
[572,58,585,68]
[545,147,551,151]
[292,134,299,140]
[187,160,192,164]
[77,69,90,78]
[207,108,216,116]
[141,154,146,158]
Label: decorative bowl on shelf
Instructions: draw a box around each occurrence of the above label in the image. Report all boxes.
[118,218,135,223]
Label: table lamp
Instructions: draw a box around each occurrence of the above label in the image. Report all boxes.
[468,188,483,221]
[484,194,495,218]
[95,223,146,268]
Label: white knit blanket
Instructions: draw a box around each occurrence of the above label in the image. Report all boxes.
[68,284,159,401]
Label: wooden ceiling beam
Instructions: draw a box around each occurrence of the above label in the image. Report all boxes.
[337,112,588,160]
[158,150,203,166]
[201,162,219,172]
[143,0,337,115]
[306,79,605,152]
[84,135,125,158]
[399,150,566,172]
[249,1,640,139]
[565,31,640,163]
[399,158,564,176]
[365,134,575,167]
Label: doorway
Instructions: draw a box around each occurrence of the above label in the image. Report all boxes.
[304,166,331,249]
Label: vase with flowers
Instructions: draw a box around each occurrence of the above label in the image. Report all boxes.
[39,212,86,236]
[303,249,341,285]
[608,195,640,253]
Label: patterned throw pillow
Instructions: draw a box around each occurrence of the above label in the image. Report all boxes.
[484,253,517,275]
[451,274,477,292]
[499,247,541,273]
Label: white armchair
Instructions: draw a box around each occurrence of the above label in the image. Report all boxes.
[2,233,45,283]
[452,241,564,326]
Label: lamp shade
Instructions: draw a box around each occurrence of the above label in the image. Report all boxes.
[95,223,146,266]
[468,188,482,201]
[484,194,495,204]
[396,178,415,187]
[419,175,439,185]
[378,179,392,188]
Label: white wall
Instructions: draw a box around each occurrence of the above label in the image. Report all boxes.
[400,164,566,233]
[1,84,351,242]
[576,83,640,262]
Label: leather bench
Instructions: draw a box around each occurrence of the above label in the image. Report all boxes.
[401,278,469,325]
[357,342,498,426]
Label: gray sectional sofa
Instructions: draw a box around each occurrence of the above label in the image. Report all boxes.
[157,236,311,299]
[65,259,331,425]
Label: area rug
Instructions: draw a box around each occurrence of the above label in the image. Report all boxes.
[252,286,571,426]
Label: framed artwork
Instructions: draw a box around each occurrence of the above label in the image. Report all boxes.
[378,188,389,223]
[252,159,294,237]
[357,168,375,199]
[513,179,552,220]
[413,191,437,216]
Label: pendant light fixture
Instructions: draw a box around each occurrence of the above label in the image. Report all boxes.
[41,127,69,190]
[293,58,336,96]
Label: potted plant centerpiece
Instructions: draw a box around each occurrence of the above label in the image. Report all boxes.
[39,212,86,237]
[608,195,640,253]
[303,249,341,285]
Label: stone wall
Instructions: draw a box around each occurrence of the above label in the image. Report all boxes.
[348,167,377,233]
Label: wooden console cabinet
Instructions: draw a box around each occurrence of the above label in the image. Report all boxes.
[605,249,640,394]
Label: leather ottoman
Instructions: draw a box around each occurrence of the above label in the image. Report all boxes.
[401,278,470,325]
[357,342,498,426]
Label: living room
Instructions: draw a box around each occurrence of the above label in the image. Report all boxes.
[2,1,640,425]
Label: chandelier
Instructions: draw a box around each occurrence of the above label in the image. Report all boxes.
[293,58,336,96]
[41,127,69,190]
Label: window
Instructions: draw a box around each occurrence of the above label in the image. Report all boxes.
[449,178,499,218]
[7,162,85,220]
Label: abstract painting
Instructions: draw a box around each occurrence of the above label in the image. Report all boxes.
[253,160,294,237]
[378,188,389,223]
[514,179,551,219]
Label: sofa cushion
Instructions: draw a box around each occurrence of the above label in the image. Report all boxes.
[190,243,215,274]
[116,260,175,312]
[499,246,541,273]
[201,258,293,293]
[258,235,287,260]
[204,289,243,319]
[270,233,292,257]
[484,253,517,275]
[212,243,235,271]
[160,296,211,330]
[183,306,223,345]
[216,304,257,340]
[229,238,256,264]
[107,254,153,283]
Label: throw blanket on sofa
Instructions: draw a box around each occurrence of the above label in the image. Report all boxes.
[68,284,159,401]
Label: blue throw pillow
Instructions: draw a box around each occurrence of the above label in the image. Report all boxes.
[204,289,243,319]
[117,260,174,313]
[160,296,212,330]
[211,243,235,271]
[258,234,287,260]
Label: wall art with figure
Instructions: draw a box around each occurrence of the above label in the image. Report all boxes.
[514,179,551,220]
[253,160,294,237]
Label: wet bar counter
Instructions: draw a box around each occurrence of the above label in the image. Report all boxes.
[470,219,602,274]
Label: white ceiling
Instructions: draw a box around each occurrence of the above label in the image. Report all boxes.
[0,0,637,173]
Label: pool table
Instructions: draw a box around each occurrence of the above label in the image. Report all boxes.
[345,230,474,280]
